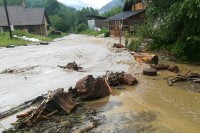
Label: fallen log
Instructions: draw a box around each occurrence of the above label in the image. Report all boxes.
[133,53,159,65]
[150,64,170,70]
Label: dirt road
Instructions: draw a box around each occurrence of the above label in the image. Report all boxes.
[1,34,200,133]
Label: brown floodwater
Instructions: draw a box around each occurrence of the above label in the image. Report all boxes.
[87,62,200,133]
[0,34,200,133]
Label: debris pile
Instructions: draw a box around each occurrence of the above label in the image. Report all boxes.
[106,71,138,86]
[75,75,111,100]
[2,71,137,132]
[58,61,82,71]
[167,71,200,86]
[14,89,77,129]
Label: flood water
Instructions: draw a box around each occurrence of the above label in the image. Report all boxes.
[0,34,200,132]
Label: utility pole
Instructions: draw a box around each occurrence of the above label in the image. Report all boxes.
[4,0,12,39]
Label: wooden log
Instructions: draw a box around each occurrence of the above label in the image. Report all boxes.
[151,64,170,70]
[143,68,157,76]
[134,53,159,64]
[75,75,110,100]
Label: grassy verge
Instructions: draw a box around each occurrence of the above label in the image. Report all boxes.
[0,30,66,47]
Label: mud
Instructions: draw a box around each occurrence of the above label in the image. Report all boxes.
[1,34,200,133]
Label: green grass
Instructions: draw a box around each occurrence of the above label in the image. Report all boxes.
[0,30,65,47]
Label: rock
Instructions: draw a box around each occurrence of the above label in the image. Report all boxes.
[143,68,157,76]
[168,65,179,73]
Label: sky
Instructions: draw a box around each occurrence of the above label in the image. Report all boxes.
[57,0,112,9]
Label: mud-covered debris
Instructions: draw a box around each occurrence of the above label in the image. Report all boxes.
[75,75,110,100]
[168,65,179,73]
[58,61,82,71]
[133,53,159,65]
[113,43,125,48]
[0,66,38,74]
[167,71,200,86]
[106,71,138,86]
[15,89,77,129]
[143,68,157,76]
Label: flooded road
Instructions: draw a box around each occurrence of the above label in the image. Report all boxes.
[0,34,200,132]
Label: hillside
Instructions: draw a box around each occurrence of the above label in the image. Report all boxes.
[99,0,124,13]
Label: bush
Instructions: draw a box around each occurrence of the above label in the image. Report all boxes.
[128,37,143,51]
[77,23,88,33]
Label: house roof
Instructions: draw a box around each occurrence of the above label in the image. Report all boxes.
[0,6,50,27]
[107,9,145,20]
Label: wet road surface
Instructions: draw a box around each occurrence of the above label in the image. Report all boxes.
[1,34,200,133]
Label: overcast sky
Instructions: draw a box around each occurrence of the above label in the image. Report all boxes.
[57,0,112,9]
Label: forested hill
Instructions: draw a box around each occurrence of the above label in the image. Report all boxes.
[99,0,124,13]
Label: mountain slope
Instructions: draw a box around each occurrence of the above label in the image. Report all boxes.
[99,0,124,13]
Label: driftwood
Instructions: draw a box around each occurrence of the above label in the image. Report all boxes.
[167,71,200,86]
[0,96,44,120]
[16,89,77,128]
[134,53,159,65]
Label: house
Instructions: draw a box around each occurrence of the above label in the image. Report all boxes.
[108,0,146,36]
[86,15,108,30]
[0,6,50,36]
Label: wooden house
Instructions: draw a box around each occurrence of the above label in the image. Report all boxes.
[86,15,108,30]
[0,6,50,36]
[108,0,146,36]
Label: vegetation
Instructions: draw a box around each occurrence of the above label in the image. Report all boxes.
[125,0,200,61]
[0,30,63,47]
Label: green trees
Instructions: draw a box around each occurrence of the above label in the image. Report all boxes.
[146,0,200,60]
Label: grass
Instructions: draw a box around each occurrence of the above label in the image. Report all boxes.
[0,30,66,47]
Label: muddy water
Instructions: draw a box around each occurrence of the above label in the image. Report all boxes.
[87,63,200,133]
[0,34,200,133]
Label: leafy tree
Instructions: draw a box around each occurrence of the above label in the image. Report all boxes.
[146,0,200,60]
